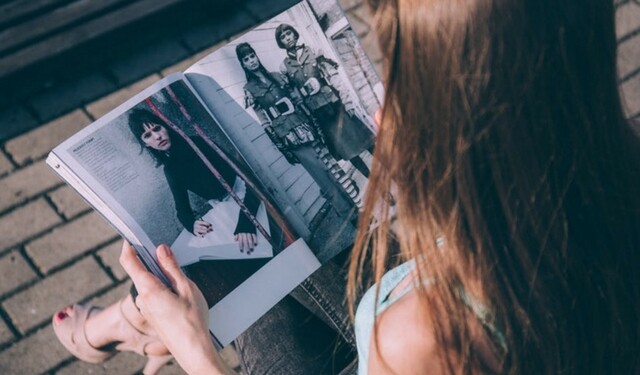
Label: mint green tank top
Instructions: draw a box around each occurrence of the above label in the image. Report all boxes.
[353,261,505,374]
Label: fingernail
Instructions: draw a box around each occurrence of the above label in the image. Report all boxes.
[158,245,173,258]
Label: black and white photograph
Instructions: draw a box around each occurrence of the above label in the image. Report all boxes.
[185,0,382,260]
[44,0,384,349]
[124,86,279,266]
[66,78,308,304]
[56,76,321,345]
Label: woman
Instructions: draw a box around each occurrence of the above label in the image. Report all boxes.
[128,108,261,252]
[275,23,376,178]
[236,42,357,218]
[121,0,640,374]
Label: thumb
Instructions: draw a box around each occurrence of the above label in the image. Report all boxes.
[156,244,187,293]
[374,108,382,131]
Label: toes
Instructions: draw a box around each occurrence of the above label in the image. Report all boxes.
[54,311,67,323]
[64,306,75,318]
[54,310,69,324]
[54,306,74,323]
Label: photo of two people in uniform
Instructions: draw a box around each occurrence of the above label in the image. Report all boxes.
[274,23,375,180]
[236,42,356,221]
[236,24,375,223]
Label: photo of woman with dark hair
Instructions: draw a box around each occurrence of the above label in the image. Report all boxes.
[275,23,375,179]
[127,108,263,255]
[235,42,356,220]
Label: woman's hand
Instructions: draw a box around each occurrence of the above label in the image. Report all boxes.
[374,108,382,131]
[119,242,233,375]
[234,233,258,254]
[193,219,213,237]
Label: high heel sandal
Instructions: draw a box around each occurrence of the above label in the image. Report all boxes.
[52,302,172,374]
[116,298,173,374]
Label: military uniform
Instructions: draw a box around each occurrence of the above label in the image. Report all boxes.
[243,71,355,216]
[280,45,374,162]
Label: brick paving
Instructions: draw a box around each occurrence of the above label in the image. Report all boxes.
[0,1,637,374]
[5,110,92,166]
[618,1,640,119]
[0,1,374,374]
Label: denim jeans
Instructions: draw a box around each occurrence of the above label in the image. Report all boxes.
[234,251,357,375]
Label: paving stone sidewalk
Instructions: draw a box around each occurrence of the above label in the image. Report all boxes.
[0,1,638,374]
[0,0,376,374]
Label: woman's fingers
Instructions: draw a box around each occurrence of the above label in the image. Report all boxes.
[156,244,190,294]
[235,233,257,254]
[119,241,167,293]
[194,220,213,236]
[119,241,221,374]
[236,234,245,252]
[234,234,242,252]
[120,242,190,297]
[374,108,382,131]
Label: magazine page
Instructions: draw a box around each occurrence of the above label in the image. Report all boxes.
[184,0,382,262]
[47,74,320,346]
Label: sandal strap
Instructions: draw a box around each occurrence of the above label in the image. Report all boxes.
[117,298,159,356]
[53,304,115,364]
[118,299,173,374]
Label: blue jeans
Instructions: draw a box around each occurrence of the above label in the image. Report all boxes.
[234,251,357,375]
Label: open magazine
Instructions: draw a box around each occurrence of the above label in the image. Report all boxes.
[47,0,382,347]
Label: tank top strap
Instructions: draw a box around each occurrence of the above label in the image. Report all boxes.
[377,261,433,313]
[377,262,506,351]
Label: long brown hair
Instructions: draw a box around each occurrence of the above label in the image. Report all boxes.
[349,0,640,373]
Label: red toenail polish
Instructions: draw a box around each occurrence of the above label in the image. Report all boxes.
[57,312,66,320]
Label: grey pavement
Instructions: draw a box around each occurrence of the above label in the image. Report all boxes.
[0,1,638,374]
[0,1,376,374]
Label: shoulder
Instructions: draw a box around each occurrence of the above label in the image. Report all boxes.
[370,285,504,374]
[279,61,289,74]
[188,136,218,163]
[191,136,207,148]
[163,163,179,186]
[244,78,259,91]
[243,85,254,100]
[193,136,223,158]
[368,289,444,374]
[271,71,287,84]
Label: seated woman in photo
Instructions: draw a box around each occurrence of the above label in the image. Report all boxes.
[128,108,261,254]
[50,110,282,375]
